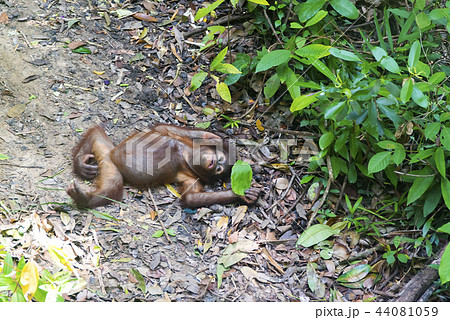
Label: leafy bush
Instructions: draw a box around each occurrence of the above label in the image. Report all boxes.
[193,0,450,284]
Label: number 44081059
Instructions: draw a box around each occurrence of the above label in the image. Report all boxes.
[375,307,438,317]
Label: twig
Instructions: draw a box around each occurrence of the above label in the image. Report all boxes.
[267,169,297,211]
[183,13,252,38]
[263,9,282,44]
[307,155,332,228]
[148,188,172,243]
[334,175,347,214]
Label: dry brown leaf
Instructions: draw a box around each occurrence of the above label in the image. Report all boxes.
[260,247,284,275]
[232,205,247,226]
[68,41,86,50]
[133,12,158,22]
[0,12,8,24]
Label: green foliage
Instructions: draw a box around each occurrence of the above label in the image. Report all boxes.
[0,248,85,302]
[231,160,253,196]
[192,0,450,285]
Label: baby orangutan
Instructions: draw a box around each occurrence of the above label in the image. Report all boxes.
[66,124,260,208]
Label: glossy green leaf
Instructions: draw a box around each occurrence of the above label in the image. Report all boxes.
[429,72,446,85]
[324,101,346,120]
[400,78,413,103]
[296,224,338,248]
[439,244,450,284]
[407,176,435,205]
[408,41,421,70]
[424,184,441,217]
[337,264,370,283]
[329,0,359,19]
[296,44,330,59]
[415,11,431,30]
[264,73,281,99]
[214,63,241,74]
[256,50,291,73]
[248,0,269,5]
[437,222,450,234]
[368,151,392,174]
[231,160,253,196]
[308,58,339,84]
[441,177,450,210]
[435,147,446,177]
[381,56,401,74]
[290,94,318,112]
[329,48,360,62]
[319,131,334,150]
[441,127,450,151]
[411,85,429,108]
[195,0,225,21]
[72,47,92,54]
[211,47,228,70]
[378,105,402,129]
[216,82,231,103]
[304,10,328,28]
[297,0,326,22]
[190,71,208,91]
[424,122,441,141]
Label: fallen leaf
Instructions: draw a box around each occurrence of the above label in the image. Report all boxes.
[232,205,247,226]
[133,12,158,22]
[68,41,86,50]
[0,12,9,24]
[7,103,27,118]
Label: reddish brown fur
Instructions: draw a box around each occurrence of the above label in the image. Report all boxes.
[66,124,260,208]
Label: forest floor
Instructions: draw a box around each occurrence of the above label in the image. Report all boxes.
[0,0,439,302]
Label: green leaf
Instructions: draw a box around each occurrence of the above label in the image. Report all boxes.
[319,132,334,150]
[400,78,413,103]
[329,48,360,62]
[308,58,339,84]
[264,73,281,99]
[290,94,318,112]
[337,264,370,283]
[407,176,435,205]
[424,184,441,217]
[297,0,326,22]
[329,0,359,19]
[190,71,208,91]
[411,85,428,108]
[214,63,241,74]
[408,41,421,70]
[130,269,146,293]
[324,101,346,120]
[304,10,328,28]
[441,127,450,151]
[211,47,228,70]
[295,44,330,59]
[435,147,446,177]
[0,153,9,160]
[393,145,406,165]
[248,0,269,5]
[437,222,450,234]
[296,224,338,248]
[381,56,401,74]
[429,72,446,85]
[378,105,402,129]
[255,50,291,73]
[195,0,225,21]
[216,82,231,103]
[231,160,253,196]
[368,151,392,174]
[415,11,431,30]
[424,122,441,141]
[441,177,450,210]
[72,47,92,54]
[371,46,387,61]
[152,230,164,238]
[439,244,450,284]
[3,252,13,275]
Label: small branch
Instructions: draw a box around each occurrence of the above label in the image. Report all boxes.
[183,13,252,38]
[263,9,282,45]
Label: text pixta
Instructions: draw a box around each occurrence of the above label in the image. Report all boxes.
[316,307,359,319]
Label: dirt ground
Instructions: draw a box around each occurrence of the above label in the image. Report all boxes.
[0,0,305,302]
